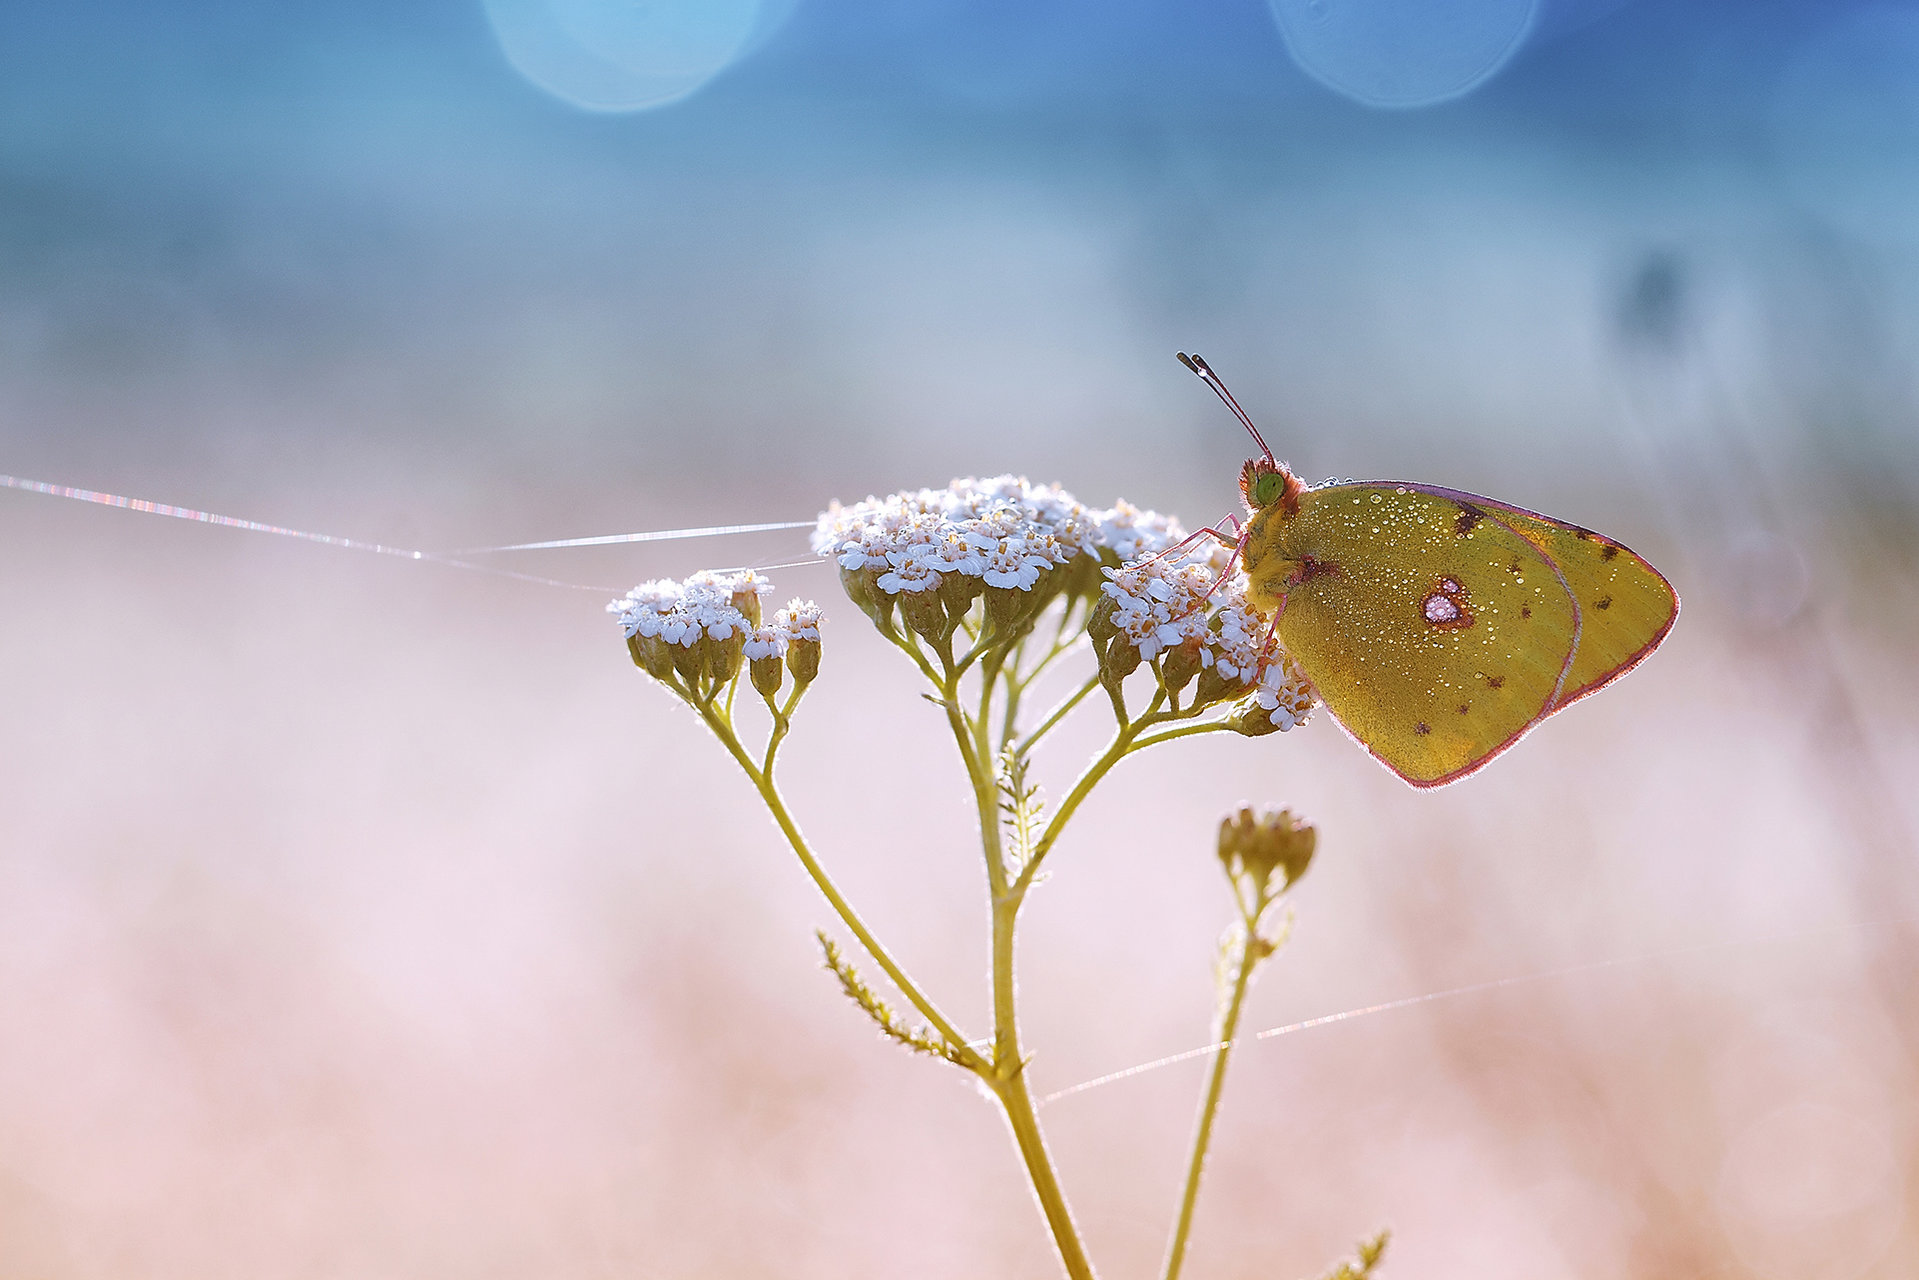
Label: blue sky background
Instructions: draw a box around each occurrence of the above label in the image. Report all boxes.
[5,0,1917,538]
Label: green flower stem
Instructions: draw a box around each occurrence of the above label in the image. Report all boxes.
[890,629,945,687]
[760,684,804,774]
[1013,687,1203,898]
[935,651,1095,1280]
[1012,725,1133,899]
[699,704,985,1073]
[1014,674,1100,759]
[978,653,1007,774]
[1132,720,1236,751]
[989,886,1096,1280]
[1162,919,1259,1280]
[999,663,1025,750]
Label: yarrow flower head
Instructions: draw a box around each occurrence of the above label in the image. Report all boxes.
[774,598,824,685]
[1225,648,1317,736]
[815,474,1318,729]
[812,475,1189,642]
[611,570,822,700]
[1081,537,1321,726]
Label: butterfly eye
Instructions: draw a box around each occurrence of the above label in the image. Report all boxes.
[1254,471,1287,508]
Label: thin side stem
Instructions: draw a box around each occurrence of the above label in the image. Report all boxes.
[1014,726,1133,896]
[1010,685,1171,897]
[760,684,804,774]
[701,706,985,1073]
[1162,923,1258,1280]
[1015,674,1099,759]
[1132,720,1236,751]
[888,628,946,687]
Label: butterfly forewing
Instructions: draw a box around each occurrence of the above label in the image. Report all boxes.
[1266,484,1583,787]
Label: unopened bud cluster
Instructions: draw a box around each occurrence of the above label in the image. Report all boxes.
[1217,805,1317,899]
[610,568,822,703]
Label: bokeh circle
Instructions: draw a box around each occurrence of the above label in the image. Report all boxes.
[483,0,780,112]
[1267,0,1539,108]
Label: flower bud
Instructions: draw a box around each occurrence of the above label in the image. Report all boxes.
[750,652,784,697]
[1087,593,1119,645]
[788,635,821,686]
[701,627,744,685]
[839,564,894,627]
[671,637,703,684]
[900,587,947,640]
[938,571,984,625]
[627,633,678,682]
[732,586,764,629]
[1101,636,1142,686]
[1059,552,1103,610]
[1162,639,1203,699]
[984,583,1028,632]
[1193,664,1251,710]
[1225,694,1283,737]
[1218,805,1317,895]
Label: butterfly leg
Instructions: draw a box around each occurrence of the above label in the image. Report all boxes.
[1196,514,1249,599]
[1139,516,1253,636]
[1256,596,1285,672]
[1135,515,1241,572]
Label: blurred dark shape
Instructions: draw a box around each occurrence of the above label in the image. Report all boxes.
[1616,248,1688,356]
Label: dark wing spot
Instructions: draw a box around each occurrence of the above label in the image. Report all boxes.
[1414,722,1431,736]
[1299,555,1341,582]
[1600,544,1619,561]
[1596,595,1613,610]
[1457,704,1471,715]
[1486,675,1505,690]
[1419,576,1475,630]
[1454,504,1484,536]
[1520,604,1532,619]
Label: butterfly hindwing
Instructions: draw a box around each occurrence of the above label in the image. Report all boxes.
[1417,488,1679,710]
[1268,484,1582,787]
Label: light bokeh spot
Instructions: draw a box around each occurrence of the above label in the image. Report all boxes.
[483,0,771,112]
[1267,0,1539,108]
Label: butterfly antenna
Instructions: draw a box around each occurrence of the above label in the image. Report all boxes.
[1177,352,1274,463]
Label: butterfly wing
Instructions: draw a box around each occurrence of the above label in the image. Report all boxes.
[1410,487,1679,710]
[1271,484,1585,787]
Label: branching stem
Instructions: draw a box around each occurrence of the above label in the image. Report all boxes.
[699,705,984,1073]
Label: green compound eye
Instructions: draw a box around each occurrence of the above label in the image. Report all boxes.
[1253,470,1287,508]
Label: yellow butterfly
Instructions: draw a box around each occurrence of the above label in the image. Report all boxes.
[1180,353,1679,788]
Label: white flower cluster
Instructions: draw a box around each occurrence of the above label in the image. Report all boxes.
[743,599,825,661]
[1095,499,1186,564]
[608,568,798,648]
[1252,651,1317,731]
[1098,549,1317,729]
[812,475,1185,596]
[1098,555,1259,678]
